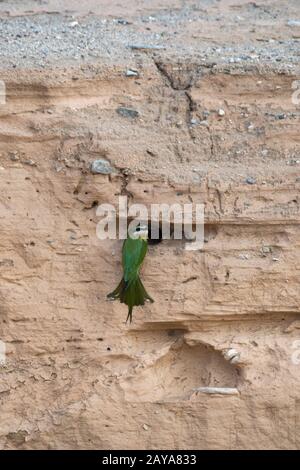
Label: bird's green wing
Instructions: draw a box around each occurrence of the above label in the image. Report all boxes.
[122,237,147,282]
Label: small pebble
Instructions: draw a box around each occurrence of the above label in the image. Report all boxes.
[245,176,256,185]
[287,20,300,27]
[125,69,139,77]
[117,19,130,25]
[117,107,139,119]
[128,44,165,51]
[23,159,37,166]
[218,109,225,116]
[90,159,114,175]
[9,152,19,161]
[223,349,240,364]
[287,159,300,166]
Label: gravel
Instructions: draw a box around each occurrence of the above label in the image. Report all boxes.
[0,2,299,72]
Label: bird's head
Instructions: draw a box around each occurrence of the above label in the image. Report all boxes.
[129,222,148,240]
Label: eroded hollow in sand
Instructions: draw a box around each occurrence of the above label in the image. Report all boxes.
[120,338,239,402]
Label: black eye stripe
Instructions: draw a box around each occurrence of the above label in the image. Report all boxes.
[134,225,147,232]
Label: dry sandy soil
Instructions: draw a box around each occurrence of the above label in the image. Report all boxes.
[0,0,300,450]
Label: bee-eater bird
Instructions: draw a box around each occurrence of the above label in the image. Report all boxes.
[107,223,153,323]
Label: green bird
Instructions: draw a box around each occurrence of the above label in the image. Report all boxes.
[107,224,153,323]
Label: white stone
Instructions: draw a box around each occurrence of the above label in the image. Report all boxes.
[223,348,240,363]
[125,69,139,77]
[194,387,239,395]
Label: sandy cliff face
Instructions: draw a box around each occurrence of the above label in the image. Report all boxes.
[0,0,300,450]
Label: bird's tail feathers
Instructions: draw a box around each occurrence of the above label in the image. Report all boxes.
[107,276,153,323]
